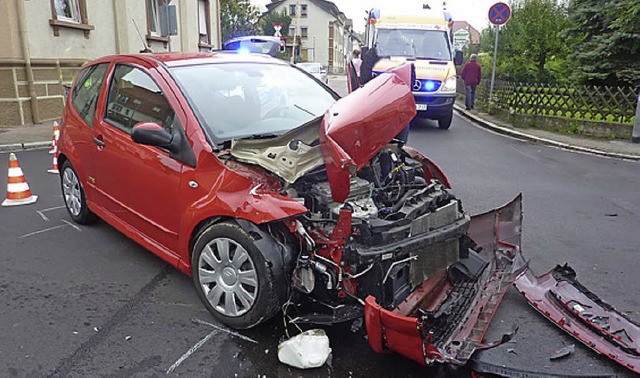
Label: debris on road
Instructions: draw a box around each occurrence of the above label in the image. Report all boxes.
[550,344,575,360]
[125,335,132,341]
[278,329,332,369]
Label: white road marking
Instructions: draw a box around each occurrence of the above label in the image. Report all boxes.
[166,330,217,374]
[38,205,66,213]
[61,219,81,231]
[192,318,258,344]
[36,211,50,222]
[18,225,66,239]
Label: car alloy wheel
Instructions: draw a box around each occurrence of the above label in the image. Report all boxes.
[191,221,286,329]
[62,168,82,217]
[60,160,97,224]
[197,237,258,317]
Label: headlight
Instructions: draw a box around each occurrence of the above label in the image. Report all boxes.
[441,76,456,92]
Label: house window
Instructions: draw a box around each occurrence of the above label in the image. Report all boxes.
[289,4,296,16]
[54,0,80,22]
[301,27,308,38]
[289,26,296,36]
[147,0,162,37]
[49,0,94,36]
[198,0,211,46]
[301,4,308,17]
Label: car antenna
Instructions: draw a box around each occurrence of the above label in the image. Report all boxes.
[132,18,152,53]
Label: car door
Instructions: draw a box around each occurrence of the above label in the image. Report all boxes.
[91,61,185,256]
[65,63,111,200]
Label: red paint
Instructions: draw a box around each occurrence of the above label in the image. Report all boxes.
[57,53,309,277]
[320,64,416,203]
[364,196,527,366]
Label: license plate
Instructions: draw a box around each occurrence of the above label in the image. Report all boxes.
[416,104,427,111]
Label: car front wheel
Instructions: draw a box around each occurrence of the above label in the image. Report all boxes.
[438,112,453,129]
[60,160,97,224]
[191,221,285,329]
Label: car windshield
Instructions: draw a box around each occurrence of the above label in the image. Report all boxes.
[170,62,337,142]
[298,63,321,73]
[376,28,451,60]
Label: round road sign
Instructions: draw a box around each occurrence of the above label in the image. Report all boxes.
[488,2,511,26]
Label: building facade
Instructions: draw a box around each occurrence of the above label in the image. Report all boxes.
[0,0,221,127]
[265,0,356,73]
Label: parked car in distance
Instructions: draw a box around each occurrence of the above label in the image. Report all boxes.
[296,62,328,83]
[57,51,524,367]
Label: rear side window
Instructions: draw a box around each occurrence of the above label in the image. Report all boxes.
[71,64,109,127]
[104,65,174,133]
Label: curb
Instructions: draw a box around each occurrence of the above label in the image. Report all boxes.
[0,141,51,153]
[454,104,640,162]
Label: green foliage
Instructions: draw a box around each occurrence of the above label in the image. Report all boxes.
[566,0,640,86]
[219,0,261,42]
[260,10,292,37]
[479,0,572,84]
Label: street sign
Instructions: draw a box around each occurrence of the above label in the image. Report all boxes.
[488,2,511,26]
[453,29,470,50]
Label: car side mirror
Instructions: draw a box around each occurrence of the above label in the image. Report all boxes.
[454,50,464,66]
[131,122,173,148]
[321,68,327,74]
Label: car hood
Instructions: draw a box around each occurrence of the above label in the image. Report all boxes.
[230,64,416,203]
[320,63,416,203]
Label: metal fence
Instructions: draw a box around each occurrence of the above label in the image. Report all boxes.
[461,80,638,124]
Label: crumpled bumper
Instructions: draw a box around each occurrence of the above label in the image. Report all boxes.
[364,194,527,366]
[515,263,640,374]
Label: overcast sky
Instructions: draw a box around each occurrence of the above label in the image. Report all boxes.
[249,0,500,32]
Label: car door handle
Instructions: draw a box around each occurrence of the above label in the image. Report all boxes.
[93,136,106,147]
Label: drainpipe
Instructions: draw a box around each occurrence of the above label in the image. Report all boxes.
[16,0,40,124]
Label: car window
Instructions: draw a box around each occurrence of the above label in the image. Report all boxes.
[71,63,109,127]
[170,62,336,142]
[104,65,174,134]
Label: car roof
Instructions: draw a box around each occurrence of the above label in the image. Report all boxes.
[86,51,290,69]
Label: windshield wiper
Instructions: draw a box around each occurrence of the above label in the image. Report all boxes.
[294,104,315,117]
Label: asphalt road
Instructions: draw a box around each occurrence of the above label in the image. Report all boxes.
[0,75,638,377]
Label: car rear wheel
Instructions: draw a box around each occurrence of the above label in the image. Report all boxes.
[60,160,97,225]
[438,112,453,129]
[191,221,284,329]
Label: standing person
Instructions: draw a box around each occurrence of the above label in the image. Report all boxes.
[460,54,482,110]
[351,49,362,81]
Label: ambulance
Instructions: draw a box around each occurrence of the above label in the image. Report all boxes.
[361,9,463,129]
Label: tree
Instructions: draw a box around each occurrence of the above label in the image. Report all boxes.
[219,0,261,42]
[260,10,292,38]
[480,0,572,83]
[567,0,640,86]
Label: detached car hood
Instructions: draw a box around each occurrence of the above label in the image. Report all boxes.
[320,63,416,203]
[231,64,416,204]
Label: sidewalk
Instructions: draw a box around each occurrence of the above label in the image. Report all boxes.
[453,101,640,161]
[0,121,56,153]
[1,110,639,161]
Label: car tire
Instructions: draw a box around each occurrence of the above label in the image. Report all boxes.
[191,221,285,329]
[60,160,97,225]
[438,112,453,130]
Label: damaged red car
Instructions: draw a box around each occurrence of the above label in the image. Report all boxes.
[59,52,527,367]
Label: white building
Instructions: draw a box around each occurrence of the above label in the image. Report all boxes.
[265,0,358,73]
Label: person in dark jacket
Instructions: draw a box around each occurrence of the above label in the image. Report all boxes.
[460,54,482,110]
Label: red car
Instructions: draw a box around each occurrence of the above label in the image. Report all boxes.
[58,52,524,366]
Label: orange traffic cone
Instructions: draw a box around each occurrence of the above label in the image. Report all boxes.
[2,153,38,206]
[49,121,60,154]
[48,138,59,174]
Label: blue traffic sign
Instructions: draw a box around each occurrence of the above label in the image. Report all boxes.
[488,2,511,26]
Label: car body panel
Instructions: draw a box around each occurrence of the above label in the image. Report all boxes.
[57,53,311,276]
[319,64,416,203]
[365,195,527,366]
[514,264,640,374]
